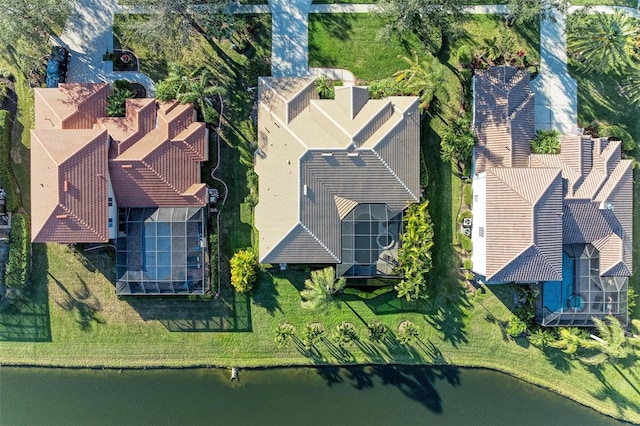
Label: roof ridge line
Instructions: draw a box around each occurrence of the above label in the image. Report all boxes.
[299,222,340,262]
[507,92,534,122]
[369,148,418,201]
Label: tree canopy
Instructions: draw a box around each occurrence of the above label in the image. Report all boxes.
[505,0,569,26]
[0,0,73,63]
[119,0,233,56]
[300,267,346,312]
[394,51,446,112]
[377,0,464,54]
[568,12,638,74]
[230,249,257,293]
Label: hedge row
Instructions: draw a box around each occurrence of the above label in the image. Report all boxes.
[5,213,30,288]
[0,110,18,212]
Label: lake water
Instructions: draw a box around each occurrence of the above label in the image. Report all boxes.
[0,365,623,426]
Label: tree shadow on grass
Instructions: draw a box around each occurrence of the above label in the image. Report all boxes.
[0,244,51,342]
[49,272,104,332]
[539,346,574,373]
[587,364,639,418]
[308,14,355,69]
[251,271,282,316]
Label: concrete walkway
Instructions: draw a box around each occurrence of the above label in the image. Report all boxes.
[530,7,578,133]
[269,0,312,77]
[59,0,154,94]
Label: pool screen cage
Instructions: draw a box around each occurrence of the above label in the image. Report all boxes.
[115,207,208,295]
[337,203,403,278]
[537,244,629,327]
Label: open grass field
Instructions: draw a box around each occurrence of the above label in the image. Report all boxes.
[1,11,640,424]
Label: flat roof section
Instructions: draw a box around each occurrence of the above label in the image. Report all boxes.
[116,207,207,295]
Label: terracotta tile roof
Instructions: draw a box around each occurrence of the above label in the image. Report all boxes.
[31,129,109,243]
[255,77,420,264]
[31,84,209,243]
[34,83,109,129]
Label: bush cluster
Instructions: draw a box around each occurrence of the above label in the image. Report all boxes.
[5,213,30,288]
[0,110,18,212]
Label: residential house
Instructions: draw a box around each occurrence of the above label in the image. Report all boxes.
[254,77,420,277]
[31,83,210,295]
[471,67,632,326]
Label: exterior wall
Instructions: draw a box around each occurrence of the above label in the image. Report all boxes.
[471,173,487,276]
[287,82,317,123]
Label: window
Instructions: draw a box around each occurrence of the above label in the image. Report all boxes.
[479,227,484,237]
[474,195,478,202]
[108,197,113,207]
[108,218,114,228]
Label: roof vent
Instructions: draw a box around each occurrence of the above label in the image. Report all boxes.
[347,152,359,157]
[63,180,69,192]
[322,152,333,157]
[606,202,614,210]
[56,214,68,219]
[303,185,308,196]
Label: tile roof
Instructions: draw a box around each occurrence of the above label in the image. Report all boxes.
[255,77,420,264]
[473,67,534,174]
[484,167,563,282]
[473,67,633,283]
[31,129,110,243]
[31,84,208,243]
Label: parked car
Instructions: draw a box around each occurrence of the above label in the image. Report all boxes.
[46,46,70,88]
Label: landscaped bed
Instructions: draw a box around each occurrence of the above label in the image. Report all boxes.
[0,10,639,425]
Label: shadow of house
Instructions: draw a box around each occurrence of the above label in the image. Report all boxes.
[0,244,52,342]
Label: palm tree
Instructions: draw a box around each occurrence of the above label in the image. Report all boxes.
[334,321,358,346]
[397,320,419,345]
[548,327,588,355]
[568,12,638,74]
[393,51,446,111]
[300,267,346,312]
[580,316,640,366]
[176,69,227,124]
[274,323,296,347]
[621,71,640,106]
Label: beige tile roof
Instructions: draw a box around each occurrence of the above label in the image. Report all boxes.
[31,84,208,243]
[485,167,563,282]
[473,67,534,174]
[474,67,633,282]
[255,77,420,264]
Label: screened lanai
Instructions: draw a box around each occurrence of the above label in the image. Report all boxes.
[538,244,628,326]
[115,207,207,295]
[337,203,403,278]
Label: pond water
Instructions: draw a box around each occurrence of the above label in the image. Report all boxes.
[0,365,623,426]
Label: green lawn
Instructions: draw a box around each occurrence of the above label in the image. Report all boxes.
[2,11,640,425]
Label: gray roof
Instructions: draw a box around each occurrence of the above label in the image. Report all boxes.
[255,77,420,264]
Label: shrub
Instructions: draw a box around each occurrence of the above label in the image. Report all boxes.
[463,183,473,207]
[397,320,419,345]
[5,213,30,288]
[334,321,358,346]
[531,129,560,154]
[459,234,472,252]
[230,249,257,293]
[457,210,472,222]
[0,110,18,212]
[598,123,636,153]
[529,328,554,347]
[209,227,218,292]
[463,259,473,270]
[506,314,528,337]
[274,323,295,347]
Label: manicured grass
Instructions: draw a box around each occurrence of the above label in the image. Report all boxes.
[2,11,640,425]
[309,14,429,82]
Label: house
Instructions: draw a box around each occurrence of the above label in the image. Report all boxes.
[471,67,632,326]
[31,83,209,295]
[254,77,420,277]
